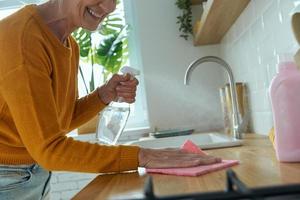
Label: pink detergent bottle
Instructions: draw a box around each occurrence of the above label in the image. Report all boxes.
[269,57,300,162]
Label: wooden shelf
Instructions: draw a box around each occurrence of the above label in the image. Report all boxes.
[193,0,250,46]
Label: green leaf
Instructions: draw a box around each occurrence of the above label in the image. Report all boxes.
[99,14,124,35]
[72,28,92,58]
[95,26,129,79]
[175,0,193,40]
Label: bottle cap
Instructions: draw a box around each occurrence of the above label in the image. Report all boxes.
[277,54,298,71]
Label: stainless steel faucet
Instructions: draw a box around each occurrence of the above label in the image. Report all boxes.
[184,56,243,139]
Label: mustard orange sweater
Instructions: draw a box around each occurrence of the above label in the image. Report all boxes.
[0,5,139,173]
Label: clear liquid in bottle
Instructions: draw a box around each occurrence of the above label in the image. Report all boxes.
[96,102,130,145]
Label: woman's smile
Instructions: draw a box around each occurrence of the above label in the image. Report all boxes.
[86,7,103,19]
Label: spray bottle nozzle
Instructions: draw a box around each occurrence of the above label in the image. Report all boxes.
[120,66,140,76]
[117,66,140,102]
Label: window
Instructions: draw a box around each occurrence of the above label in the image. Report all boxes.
[0,0,150,139]
[0,0,46,10]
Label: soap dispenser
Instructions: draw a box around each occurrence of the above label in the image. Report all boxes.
[96,66,140,145]
[269,55,300,162]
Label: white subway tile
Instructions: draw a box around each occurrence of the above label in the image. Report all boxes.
[262,89,271,112]
[247,82,257,97]
[252,113,264,134]
[230,23,240,44]
[220,0,297,134]
[51,182,78,192]
[240,1,255,30]
[254,64,266,90]
[260,35,275,66]
[57,172,96,182]
[261,112,274,135]
[234,14,247,40]
[251,17,265,45]
[266,60,278,87]
[61,190,79,200]
[256,90,267,112]
[249,91,258,112]
[50,172,97,199]
[253,0,273,17]
[77,179,93,189]
[50,192,61,200]
[278,0,296,23]
[50,175,58,184]
[263,1,280,36]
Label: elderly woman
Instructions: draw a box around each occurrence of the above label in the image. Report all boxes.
[0,0,221,199]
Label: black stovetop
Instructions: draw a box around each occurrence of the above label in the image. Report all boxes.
[123,169,300,200]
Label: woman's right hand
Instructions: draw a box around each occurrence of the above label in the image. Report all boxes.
[138,148,222,169]
[97,74,139,105]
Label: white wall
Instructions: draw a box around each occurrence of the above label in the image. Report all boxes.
[220,0,299,135]
[133,0,226,132]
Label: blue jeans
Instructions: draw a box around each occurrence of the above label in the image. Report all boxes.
[0,164,51,200]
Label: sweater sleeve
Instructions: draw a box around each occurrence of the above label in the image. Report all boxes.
[68,89,107,131]
[67,35,107,131]
[0,65,139,173]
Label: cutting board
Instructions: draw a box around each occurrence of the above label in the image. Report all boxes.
[292,13,300,67]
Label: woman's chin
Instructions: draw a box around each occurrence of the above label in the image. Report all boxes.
[80,21,101,31]
[81,25,98,31]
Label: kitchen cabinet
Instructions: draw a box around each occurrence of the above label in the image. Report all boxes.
[193,0,250,46]
[73,134,300,199]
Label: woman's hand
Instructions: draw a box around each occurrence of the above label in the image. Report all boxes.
[97,74,139,105]
[138,148,222,168]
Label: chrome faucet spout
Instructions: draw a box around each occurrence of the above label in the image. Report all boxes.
[184,56,243,139]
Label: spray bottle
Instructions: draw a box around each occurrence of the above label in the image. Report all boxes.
[96,66,140,145]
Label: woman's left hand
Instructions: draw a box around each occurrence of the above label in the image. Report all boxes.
[97,74,139,105]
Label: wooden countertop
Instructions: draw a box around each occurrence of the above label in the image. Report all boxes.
[73,134,300,200]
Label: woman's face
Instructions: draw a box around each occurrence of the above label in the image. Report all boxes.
[65,0,117,31]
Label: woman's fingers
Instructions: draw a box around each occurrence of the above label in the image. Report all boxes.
[98,74,139,104]
[144,156,221,169]
[108,74,130,88]
[138,148,222,169]
[116,91,136,103]
[115,75,138,103]
[117,92,136,98]
[116,86,137,103]
[120,98,135,103]
[116,86,136,93]
[120,76,139,86]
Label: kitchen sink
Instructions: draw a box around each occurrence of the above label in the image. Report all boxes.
[126,132,242,149]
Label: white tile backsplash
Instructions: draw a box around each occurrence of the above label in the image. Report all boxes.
[220,0,299,135]
[49,133,97,200]
[50,171,96,200]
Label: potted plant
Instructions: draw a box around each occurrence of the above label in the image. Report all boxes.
[72,2,129,134]
[176,0,193,40]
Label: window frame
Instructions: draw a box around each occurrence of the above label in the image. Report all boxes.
[118,0,151,140]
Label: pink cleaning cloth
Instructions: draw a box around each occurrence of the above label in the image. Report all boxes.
[146,140,239,176]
